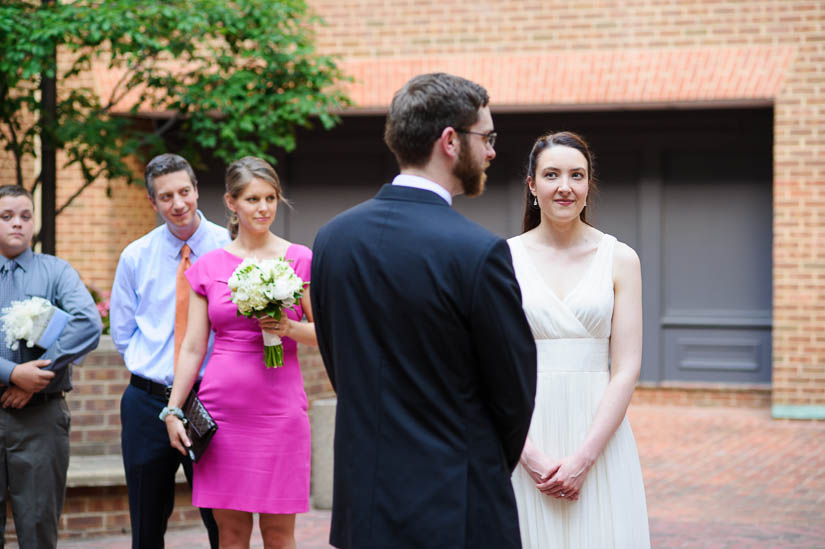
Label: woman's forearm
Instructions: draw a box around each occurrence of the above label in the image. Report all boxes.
[168,346,206,408]
[285,320,318,347]
[577,368,638,463]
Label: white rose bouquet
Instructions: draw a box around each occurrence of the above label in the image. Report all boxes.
[227,257,307,367]
[1,296,70,351]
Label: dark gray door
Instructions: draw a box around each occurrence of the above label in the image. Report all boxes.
[657,150,772,382]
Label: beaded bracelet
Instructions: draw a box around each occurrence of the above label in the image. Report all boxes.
[158,406,185,422]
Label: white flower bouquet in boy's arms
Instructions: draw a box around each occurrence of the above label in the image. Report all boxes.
[227,257,307,367]
[1,296,70,351]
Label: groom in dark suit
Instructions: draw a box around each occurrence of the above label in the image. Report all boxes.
[311,73,537,549]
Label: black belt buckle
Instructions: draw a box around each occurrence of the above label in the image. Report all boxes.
[164,385,172,400]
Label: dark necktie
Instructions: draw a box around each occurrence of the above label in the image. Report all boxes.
[0,259,22,363]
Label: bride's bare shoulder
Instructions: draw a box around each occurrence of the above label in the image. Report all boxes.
[613,240,641,282]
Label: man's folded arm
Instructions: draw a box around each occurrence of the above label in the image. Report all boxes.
[470,239,537,471]
[38,262,102,373]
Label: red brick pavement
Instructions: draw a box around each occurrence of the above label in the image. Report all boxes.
[631,405,825,549]
[13,404,825,548]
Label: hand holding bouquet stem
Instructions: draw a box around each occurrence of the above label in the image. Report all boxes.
[259,309,289,367]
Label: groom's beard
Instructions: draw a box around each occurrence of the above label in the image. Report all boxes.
[453,141,487,198]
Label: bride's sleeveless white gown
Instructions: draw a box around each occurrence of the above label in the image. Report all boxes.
[508,233,650,549]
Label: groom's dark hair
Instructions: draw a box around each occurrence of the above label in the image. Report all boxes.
[384,73,489,169]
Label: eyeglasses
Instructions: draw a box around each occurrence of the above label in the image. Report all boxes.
[456,129,497,149]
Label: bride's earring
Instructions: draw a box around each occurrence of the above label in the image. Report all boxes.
[532,195,538,207]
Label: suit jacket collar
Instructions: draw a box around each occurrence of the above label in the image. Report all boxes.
[375,184,451,207]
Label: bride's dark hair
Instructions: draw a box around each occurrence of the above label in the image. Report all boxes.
[522,131,598,233]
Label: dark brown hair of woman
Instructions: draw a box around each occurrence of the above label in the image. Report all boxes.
[522,131,598,233]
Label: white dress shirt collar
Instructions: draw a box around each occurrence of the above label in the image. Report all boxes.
[392,174,452,205]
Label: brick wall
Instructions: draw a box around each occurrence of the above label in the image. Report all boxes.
[5,484,202,542]
[308,0,813,56]
[67,337,130,456]
[770,5,825,413]
[58,485,201,540]
[632,383,772,409]
[56,170,157,293]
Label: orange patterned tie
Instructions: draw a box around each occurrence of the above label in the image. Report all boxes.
[174,244,191,370]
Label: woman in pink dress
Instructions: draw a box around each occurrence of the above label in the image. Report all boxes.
[165,156,316,549]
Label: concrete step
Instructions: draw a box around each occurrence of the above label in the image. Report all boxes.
[67,454,186,488]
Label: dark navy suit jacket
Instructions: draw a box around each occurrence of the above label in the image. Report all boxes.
[312,184,537,549]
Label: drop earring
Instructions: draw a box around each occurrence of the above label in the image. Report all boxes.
[532,196,538,206]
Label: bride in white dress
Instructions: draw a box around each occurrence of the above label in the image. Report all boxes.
[509,132,650,548]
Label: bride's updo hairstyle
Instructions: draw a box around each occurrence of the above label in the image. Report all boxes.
[522,131,598,233]
[225,156,287,239]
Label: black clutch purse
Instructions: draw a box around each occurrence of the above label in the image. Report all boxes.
[182,390,218,463]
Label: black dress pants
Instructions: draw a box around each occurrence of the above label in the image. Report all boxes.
[121,384,219,549]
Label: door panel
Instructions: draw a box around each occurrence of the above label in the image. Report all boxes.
[663,328,772,383]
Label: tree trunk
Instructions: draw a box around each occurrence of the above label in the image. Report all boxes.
[39,0,57,255]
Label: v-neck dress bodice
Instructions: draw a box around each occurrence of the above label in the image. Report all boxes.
[508,233,650,549]
[513,233,614,341]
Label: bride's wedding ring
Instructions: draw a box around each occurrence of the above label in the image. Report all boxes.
[561,493,565,497]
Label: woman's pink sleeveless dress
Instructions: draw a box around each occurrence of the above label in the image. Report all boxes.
[185,245,311,514]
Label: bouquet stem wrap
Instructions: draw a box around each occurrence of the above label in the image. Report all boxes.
[261,329,284,368]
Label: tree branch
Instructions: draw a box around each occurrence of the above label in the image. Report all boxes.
[99,60,143,114]
[47,114,176,216]
[30,171,42,195]
[55,171,97,217]
[152,114,177,137]
[6,121,24,187]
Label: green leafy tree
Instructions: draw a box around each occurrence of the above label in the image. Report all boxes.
[0,0,349,222]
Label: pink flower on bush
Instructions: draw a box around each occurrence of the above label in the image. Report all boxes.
[86,286,111,335]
